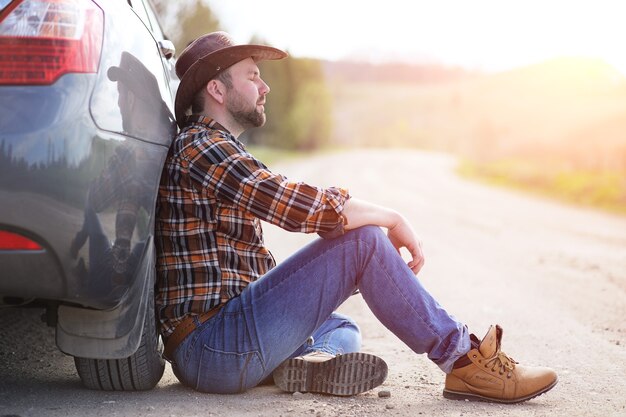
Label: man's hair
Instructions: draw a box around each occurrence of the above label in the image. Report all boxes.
[190,70,233,114]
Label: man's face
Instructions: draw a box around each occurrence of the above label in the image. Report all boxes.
[223,57,270,130]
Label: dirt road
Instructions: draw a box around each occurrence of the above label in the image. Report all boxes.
[1,149,625,417]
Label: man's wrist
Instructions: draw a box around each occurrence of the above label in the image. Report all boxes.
[385,210,403,230]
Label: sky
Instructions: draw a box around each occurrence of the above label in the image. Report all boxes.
[205,0,626,74]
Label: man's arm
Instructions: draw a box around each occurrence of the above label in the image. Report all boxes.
[189,136,349,235]
[342,198,425,275]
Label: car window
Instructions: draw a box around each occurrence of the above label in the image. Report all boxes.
[129,0,152,32]
[142,0,166,41]
[89,4,176,146]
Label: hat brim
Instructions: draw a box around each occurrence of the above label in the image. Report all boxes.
[175,44,287,126]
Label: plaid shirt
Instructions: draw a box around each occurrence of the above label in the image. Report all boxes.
[155,115,349,337]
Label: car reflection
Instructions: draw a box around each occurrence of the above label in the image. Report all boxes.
[70,52,175,301]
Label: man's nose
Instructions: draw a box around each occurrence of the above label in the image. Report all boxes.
[259,79,270,95]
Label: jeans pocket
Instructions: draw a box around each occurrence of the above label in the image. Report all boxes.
[195,344,264,393]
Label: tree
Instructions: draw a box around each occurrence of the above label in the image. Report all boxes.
[151,0,221,53]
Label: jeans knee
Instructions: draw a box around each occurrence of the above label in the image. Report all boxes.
[329,312,361,334]
[322,312,362,353]
[347,225,385,243]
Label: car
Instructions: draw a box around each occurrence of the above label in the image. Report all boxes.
[0,0,177,390]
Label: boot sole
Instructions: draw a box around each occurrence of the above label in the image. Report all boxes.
[443,377,558,404]
[273,352,388,396]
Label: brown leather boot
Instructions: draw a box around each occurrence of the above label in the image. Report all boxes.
[443,325,557,403]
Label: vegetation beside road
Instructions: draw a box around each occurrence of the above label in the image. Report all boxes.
[458,159,626,215]
[325,58,626,216]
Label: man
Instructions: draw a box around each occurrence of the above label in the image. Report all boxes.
[155,31,558,402]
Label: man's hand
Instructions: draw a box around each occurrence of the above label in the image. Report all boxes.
[387,215,425,274]
[342,198,425,274]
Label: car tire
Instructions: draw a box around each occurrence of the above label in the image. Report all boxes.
[73,285,165,391]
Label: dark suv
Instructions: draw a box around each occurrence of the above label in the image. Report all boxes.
[0,0,177,390]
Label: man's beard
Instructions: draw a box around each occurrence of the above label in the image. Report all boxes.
[226,88,266,129]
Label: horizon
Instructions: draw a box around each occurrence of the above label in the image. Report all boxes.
[315,55,626,80]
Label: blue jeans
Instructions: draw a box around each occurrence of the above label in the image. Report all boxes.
[170,226,470,393]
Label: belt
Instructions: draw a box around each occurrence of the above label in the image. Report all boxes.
[163,306,222,360]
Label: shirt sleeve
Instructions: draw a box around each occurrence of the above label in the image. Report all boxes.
[187,133,350,236]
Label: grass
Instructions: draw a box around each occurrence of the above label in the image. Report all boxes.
[458,158,626,215]
[246,145,306,166]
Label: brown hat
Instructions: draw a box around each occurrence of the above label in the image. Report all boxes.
[174,31,287,126]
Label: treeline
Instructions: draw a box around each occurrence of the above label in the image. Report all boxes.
[152,0,331,151]
[0,138,105,208]
[323,60,474,84]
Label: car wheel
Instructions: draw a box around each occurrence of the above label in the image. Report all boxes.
[73,285,165,391]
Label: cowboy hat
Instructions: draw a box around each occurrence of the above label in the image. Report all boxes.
[174,31,287,126]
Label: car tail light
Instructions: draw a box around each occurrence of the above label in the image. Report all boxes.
[0,0,103,85]
[0,230,43,250]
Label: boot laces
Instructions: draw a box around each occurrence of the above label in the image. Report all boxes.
[485,350,517,377]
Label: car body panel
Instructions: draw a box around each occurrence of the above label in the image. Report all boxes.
[0,0,177,358]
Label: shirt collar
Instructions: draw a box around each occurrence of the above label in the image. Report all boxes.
[184,114,228,132]
[183,114,247,150]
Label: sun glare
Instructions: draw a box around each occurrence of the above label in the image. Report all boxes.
[207,0,626,75]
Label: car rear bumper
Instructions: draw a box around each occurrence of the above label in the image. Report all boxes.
[0,246,65,301]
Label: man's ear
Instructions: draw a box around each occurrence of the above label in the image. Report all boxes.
[206,79,225,104]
